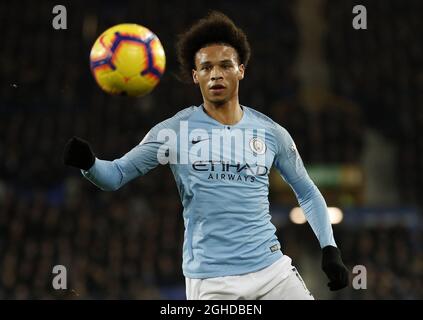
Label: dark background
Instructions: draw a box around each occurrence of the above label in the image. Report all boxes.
[0,0,421,299]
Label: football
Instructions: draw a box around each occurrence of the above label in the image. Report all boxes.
[89,23,166,97]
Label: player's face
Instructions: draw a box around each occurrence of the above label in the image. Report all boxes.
[192,44,245,105]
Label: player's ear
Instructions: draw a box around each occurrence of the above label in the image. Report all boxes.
[238,64,245,81]
[192,69,199,84]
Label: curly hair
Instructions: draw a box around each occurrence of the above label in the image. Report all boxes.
[175,11,251,83]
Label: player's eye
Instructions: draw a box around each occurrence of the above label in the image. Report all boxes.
[220,61,234,69]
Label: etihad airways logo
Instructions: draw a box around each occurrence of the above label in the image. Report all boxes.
[148,121,268,166]
[192,160,269,182]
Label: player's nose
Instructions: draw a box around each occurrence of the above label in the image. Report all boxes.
[210,66,223,81]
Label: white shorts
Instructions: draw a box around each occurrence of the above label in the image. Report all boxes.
[185,255,314,300]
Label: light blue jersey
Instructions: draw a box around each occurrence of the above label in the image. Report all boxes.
[82,105,336,278]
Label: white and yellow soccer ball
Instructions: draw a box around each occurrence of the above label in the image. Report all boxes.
[90,23,166,97]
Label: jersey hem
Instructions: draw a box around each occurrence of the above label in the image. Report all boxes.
[183,250,283,279]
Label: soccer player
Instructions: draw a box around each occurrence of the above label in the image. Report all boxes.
[64,11,349,299]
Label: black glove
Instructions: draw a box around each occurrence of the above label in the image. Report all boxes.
[322,245,349,291]
[63,136,95,170]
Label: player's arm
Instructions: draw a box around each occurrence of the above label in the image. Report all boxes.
[63,123,167,191]
[272,123,349,291]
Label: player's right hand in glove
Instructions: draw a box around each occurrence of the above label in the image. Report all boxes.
[321,245,349,291]
[63,136,95,170]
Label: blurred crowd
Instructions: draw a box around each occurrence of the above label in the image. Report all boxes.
[325,0,423,204]
[0,0,421,299]
[279,224,422,300]
[0,176,184,299]
[1,189,421,299]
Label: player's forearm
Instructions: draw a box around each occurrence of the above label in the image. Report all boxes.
[290,176,337,248]
[81,158,126,191]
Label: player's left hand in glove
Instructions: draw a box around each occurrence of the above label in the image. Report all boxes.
[63,136,95,170]
[321,245,349,291]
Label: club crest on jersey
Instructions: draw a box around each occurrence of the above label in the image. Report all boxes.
[249,137,266,155]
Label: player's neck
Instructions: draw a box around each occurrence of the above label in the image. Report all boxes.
[203,99,243,126]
